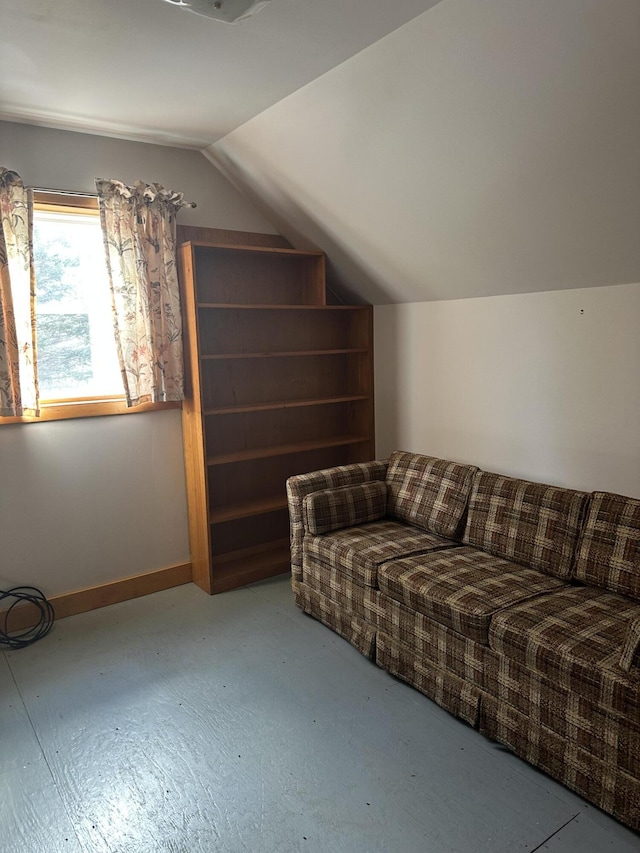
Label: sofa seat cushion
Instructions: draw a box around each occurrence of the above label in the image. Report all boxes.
[462,470,588,579]
[378,546,565,645]
[489,586,640,715]
[573,491,640,602]
[303,519,457,587]
[385,451,477,538]
[375,594,496,688]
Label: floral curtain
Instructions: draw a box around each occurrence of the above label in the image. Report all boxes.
[0,168,39,417]
[96,178,192,407]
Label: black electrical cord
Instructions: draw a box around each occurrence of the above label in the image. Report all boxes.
[0,586,55,649]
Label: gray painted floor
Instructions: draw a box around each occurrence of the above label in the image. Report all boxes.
[1,577,639,853]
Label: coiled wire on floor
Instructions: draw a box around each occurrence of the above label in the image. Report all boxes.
[0,586,55,649]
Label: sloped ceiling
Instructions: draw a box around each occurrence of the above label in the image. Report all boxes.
[211,0,640,304]
[0,0,442,146]
[2,0,639,305]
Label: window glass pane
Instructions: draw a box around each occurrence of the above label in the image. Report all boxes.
[33,210,123,400]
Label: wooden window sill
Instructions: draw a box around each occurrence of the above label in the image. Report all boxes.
[0,398,181,425]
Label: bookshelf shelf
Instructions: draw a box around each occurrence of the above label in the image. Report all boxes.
[178,235,374,594]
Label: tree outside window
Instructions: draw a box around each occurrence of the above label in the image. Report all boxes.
[32,207,123,402]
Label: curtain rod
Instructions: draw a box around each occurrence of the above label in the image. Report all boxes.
[30,186,197,208]
[30,187,97,197]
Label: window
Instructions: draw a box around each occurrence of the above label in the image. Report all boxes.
[33,195,124,403]
[0,191,179,423]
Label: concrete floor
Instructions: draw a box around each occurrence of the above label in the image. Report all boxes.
[1,576,639,853]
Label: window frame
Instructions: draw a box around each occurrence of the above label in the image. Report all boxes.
[0,191,180,425]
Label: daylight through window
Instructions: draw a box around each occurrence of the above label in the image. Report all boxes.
[33,201,124,402]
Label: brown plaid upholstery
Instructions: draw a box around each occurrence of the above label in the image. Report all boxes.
[385,451,477,538]
[620,616,640,673]
[304,519,459,587]
[376,632,481,726]
[303,481,387,535]
[462,471,588,579]
[574,491,640,602]
[289,459,640,831]
[489,586,640,715]
[303,556,382,623]
[287,460,388,582]
[376,594,494,688]
[480,697,640,831]
[484,656,640,778]
[295,582,376,659]
[378,547,565,645]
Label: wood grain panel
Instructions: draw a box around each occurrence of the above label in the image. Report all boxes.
[204,399,370,458]
[200,352,370,410]
[210,509,291,556]
[207,442,372,510]
[1,563,192,632]
[194,246,325,305]
[178,243,213,592]
[177,224,290,248]
[197,305,370,355]
[177,231,374,593]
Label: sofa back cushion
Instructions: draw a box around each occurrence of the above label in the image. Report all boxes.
[462,471,588,579]
[385,451,477,539]
[573,491,640,601]
[303,481,388,536]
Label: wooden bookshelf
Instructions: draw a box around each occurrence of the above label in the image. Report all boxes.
[178,236,375,594]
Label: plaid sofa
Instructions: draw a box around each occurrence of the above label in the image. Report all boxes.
[287,451,640,830]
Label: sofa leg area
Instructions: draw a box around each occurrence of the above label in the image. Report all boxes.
[292,583,640,831]
[479,696,640,831]
[376,631,481,727]
[294,581,377,660]
[292,582,481,728]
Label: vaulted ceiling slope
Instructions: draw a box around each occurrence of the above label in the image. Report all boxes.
[0,0,442,146]
[212,0,640,304]
[2,0,639,305]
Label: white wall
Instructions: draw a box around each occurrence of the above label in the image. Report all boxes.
[212,0,640,304]
[375,283,640,496]
[0,413,189,594]
[0,121,276,597]
[1,120,278,232]
[210,0,640,498]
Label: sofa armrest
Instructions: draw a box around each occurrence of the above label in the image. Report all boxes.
[286,460,388,582]
[303,481,388,536]
[619,616,640,673]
